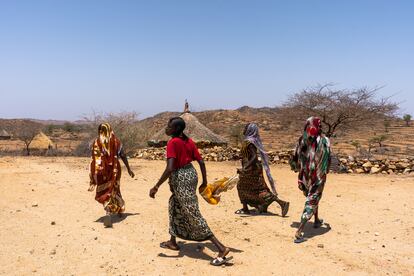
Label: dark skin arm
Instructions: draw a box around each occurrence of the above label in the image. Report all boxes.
[197,159,207,193]
[149,158,175,198]
[119,147,135,178]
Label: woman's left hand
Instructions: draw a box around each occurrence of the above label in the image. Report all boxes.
[149,186,158,198]
[88,184,96,192]
[198,180,207,193]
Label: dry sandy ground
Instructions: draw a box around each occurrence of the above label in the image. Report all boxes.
[0,157,413,276]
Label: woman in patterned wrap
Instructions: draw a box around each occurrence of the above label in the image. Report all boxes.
[149,117,232,266]
[88,123,135,228]
[236,123,289,216]
[290,117,331,243]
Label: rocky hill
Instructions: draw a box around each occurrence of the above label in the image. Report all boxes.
[1,107,413,159]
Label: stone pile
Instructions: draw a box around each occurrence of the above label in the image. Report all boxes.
[336,156,414,175]
[133,147,414,175]
[133,146,294,163]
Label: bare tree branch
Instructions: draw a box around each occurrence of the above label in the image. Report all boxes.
[282,84,399,137]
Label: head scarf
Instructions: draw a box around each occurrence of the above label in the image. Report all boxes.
[303,116,322,141]
[99,123,114,156]
[297,117,330,183]
[244,123,277,195]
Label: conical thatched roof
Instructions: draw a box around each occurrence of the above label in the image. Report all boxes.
[30,132,54,150]
[0,129,11,139]
[148,103,227,148]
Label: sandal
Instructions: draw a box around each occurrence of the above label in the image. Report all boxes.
[235,209,250,215]
[257,204,269,214]
[160,241,180,251]
[313,219,324,228]
[210,256,233,266]
[294,233,307,244]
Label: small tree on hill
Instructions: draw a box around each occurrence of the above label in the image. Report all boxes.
[383,120,391,133]
[14,123,42,155]
[282,84,398,137]
[369,134,388,148]
[403,114,412,126]
[350,140,361,152]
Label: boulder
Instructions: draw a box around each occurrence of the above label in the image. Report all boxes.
[362,161,373,168]
[396,162,410,170]
[370,167,381,174]
[356,168,365,174]
[340,158,348,164]
[388,164,397,170]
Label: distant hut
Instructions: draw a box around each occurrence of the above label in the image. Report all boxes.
[148,101,227,148]
[0,129,11,140]
[30,132,54,150]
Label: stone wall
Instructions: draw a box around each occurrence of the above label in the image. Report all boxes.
[133,146,414,175]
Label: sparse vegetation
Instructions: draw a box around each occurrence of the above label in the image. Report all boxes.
[282,84,398,137]
[403,114,411,126]
[350,140,361,152]
[14,123,43,155]
[369,134,388,148]
[45,124,58,135]
[383,120,391,133]
[76,111,145,156]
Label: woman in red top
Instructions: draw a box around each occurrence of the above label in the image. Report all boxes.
[149,117,232,266]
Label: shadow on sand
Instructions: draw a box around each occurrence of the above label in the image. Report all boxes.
[290,221,332,239]
[157,242,243,265]
[95,212,139,224]
[236,208,289,218]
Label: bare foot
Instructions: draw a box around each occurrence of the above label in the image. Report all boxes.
[281,201,290,217]
[160,241,180,251]
[313,219,324,228]
[218,247,230,258]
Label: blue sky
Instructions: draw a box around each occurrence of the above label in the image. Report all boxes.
[0,0,413,120]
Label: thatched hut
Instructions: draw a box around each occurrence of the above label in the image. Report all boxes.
[148,102,227,148]
[30,132,54,150]
[0,129,11,140]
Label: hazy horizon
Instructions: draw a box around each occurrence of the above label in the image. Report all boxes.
[1,1,413,120]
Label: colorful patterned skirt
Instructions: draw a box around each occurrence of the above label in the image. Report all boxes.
[95,161,125,214]
[168,164,213,241]
[237,168,276,208]
[101,181,125,214]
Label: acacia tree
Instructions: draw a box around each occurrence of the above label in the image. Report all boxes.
[282,84,398,137]
[369,134,388,148]
[403,114,412,126]
[14,121,43,155]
